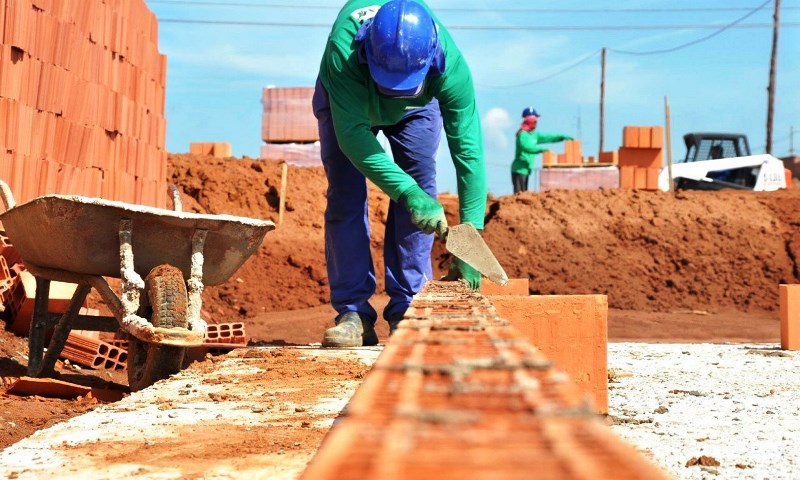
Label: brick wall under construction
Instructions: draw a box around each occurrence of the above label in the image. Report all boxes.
[0,0,168,208]
[302,282,669,479]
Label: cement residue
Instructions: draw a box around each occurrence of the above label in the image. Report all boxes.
[608,342,800,480]
[0,346,380,480]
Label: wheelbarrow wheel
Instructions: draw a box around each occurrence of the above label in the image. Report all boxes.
[127,264,189,392]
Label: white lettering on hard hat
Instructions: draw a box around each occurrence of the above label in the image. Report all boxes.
[351,6,380,24]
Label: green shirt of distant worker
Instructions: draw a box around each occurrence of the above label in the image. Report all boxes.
[510,107,572,194]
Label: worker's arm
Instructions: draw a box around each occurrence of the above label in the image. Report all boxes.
[518,131,550,155]
[433,54,487,230]
[536,132,573,144]
[321,45,418,202]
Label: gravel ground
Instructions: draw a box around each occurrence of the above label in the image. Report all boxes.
[608,342,800,480]
[4,343,797,479]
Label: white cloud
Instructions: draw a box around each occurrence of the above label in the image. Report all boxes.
[169,43,324,81]
[482,107,512,150]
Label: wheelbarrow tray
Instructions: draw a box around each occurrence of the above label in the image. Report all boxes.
[0,194,275,286]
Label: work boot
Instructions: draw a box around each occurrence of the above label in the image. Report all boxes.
[388,319,401,336]
[386,312,405,336]
[322,312,378,347]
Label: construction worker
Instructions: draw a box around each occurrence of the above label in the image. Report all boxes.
[511,107,572,193]
[313,0,487,347]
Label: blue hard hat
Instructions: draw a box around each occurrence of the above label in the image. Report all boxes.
[522,107,540,118]
[365,0,438,96]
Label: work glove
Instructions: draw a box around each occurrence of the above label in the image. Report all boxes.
[443,257,481,291]
[399,185,448,238]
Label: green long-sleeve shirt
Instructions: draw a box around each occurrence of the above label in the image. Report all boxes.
[318,0,487,228]
[511,130,571,175]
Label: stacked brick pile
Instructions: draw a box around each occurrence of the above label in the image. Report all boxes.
[538,125,667,192]
[260,86,320,167]
[542,139,584,166]
[189,142,231,158]
[539,139,620,191]
[0,0,168,207]
[618,125,664,190]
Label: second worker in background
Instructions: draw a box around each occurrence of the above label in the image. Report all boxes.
[511,107,573,194]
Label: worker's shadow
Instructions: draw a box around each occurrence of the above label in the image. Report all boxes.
[265,186,280,211]
[0,357,26,378]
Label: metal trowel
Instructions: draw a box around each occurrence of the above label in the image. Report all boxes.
[443,223,509,286]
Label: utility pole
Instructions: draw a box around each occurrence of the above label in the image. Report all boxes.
[791,125,796,156]
[766,0,780,154]
[599,47,606,156]
[664,97,674,192]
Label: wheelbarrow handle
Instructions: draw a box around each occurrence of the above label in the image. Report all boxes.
[0,179,16,212]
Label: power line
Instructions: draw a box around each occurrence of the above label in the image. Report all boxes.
[609,0,772,55]
[157,18,800,31]
[475,50,601,89]
[147,1,800,14]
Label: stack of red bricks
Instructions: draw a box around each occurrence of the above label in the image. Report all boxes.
[301,282,668,479]
[0,230,89,336]
[539,140,620,191]
[260,86,321,167]
[541,139,583,166]
[189,142,231,159]
[618,126,664,190]
[0,0,168,208]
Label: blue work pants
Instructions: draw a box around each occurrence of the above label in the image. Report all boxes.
[312,79,441,326]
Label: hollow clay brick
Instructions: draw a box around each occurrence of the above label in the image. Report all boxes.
[622,126,640,148]
[489,294,609,414]
[618,147,663,169]
[7,376,91,399]
[633,167,647,190]
[645,167,661,191]
[780,284,800,350]
[479,278,528,296]
[62,332,127,370]
[650,126,664,149]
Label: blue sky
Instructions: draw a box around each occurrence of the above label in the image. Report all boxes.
[144,0,799,196]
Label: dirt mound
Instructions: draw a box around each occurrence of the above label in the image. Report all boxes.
[167,154,800,318]
[168,154,391,321]
[481,188,798,312]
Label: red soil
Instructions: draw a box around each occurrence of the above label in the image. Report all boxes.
[1,152,795,451]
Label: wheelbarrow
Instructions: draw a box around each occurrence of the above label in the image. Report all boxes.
[0,181,275,391]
